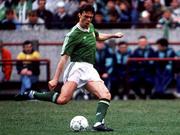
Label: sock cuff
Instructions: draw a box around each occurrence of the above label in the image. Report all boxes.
[52,92,59,103]
[100,98,110,102]
[99,98,110,106]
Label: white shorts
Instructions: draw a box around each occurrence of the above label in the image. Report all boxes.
[63,62,103,88]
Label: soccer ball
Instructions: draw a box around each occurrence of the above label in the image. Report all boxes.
[70,116,89,131]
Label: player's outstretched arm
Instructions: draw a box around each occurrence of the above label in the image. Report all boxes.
[48,54,69,90]
[97,32,124,41]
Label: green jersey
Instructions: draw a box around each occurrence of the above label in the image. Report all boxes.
[61,23,99,64]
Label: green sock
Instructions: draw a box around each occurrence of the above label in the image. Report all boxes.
[95,99,110,124]
[34,91,59,103]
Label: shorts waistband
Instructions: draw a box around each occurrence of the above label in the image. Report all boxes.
[70,62,93,67]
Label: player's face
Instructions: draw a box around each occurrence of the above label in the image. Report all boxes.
[38,0,46,9]
[29,15,38,23]
[138,38,148,49]
[118,44,128,53]
[157,44,166,51]
[79,11,94,29]
[96,41,105,50]
[23,44,33,54]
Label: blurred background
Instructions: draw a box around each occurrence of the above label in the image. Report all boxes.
[0,0,180,100]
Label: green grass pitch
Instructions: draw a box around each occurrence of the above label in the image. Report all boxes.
[1,100,180,135]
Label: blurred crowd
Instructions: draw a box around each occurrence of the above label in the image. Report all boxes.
[0,0,180,30]
[94,36,180,100]
[0,40,41,97]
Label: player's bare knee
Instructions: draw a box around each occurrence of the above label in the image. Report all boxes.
[56,97,70,105]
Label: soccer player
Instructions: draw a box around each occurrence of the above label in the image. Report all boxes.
[26,4,123,131]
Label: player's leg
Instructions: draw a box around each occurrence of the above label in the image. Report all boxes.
[56,81,77,104]
[85,81,111,99]
[85,81,113,131]
[29,81,77,105]
[29,62,80,103]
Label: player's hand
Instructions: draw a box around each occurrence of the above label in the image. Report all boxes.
[20,68,28,75]
[113,32,124,38]
[102,73,109,78]
[27,70,32,75]
[48,79,58,91]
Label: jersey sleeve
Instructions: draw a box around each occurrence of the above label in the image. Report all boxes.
[61,34,77,56]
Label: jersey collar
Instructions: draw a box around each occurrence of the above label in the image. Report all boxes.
[76,23,90,32]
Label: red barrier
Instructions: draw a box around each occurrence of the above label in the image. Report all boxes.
[3,42,63,46]
[128,57,180,62]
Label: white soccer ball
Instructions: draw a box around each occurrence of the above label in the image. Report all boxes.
[70,116,89,131]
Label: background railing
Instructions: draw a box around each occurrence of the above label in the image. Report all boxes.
[128,57,180,62]
[2,42,180,46]
[0,59,51,81]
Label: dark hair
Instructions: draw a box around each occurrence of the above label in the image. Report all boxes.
[5,9,14,15]
[156,38,169,47]
[23,40,32,47]
[96,11,103,15]
[118,41,128,46]
[138,35,147,40]
[79,4,95,14]
[108,10,118,17]
[28,10,37,17]
[38,0,46,3]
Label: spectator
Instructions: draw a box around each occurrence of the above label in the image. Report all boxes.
[93,11,105,24]
[35,0,53,29]
[1,8,19,30]
[87,0,105,13]
[116,1,131,23]
[15,0,32,24]
[32,0,59,13]
[52,1,71,29]
[95,40,114,90]
[95,41,107,79]
[103,0,118,22]
[0,40,12,82]
[153,0,164,21]
[154,38,176,95]
[107,10,120,23]
[64,0,79,16]
[157,9,175,39]
[139,10,151,24]
[170,0,180,27]
[157,9,174,28]
[21,10,45,30]
[139,0,163,27]
[16,40,40,96]
[0,0,6,20]
[129,35,155,99]
[112,41,131,100]
[103,40,117,98]
[128,0,140,28]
